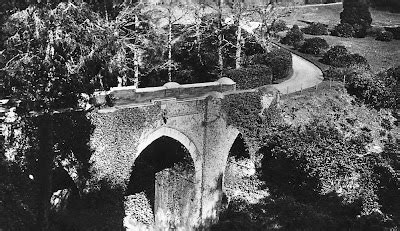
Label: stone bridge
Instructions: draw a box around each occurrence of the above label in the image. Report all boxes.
[0,52,322,230]
[89,78,279,230]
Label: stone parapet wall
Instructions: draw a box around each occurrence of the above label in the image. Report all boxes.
[94,78,236,107]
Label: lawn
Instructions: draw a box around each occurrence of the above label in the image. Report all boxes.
[304,34,400,72]
[283,2,400,27]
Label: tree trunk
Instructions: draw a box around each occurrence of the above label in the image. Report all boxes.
[218,0,223,77]
[168,7,173,82]
[195,6,204,66]
[235,15,242,69]
[134,14,140,88]
[134,47,140,88]
[36,113,54,231]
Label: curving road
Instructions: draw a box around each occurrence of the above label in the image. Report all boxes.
[273,53,323,95]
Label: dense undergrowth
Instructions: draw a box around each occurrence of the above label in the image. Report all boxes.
[214,81,400,230]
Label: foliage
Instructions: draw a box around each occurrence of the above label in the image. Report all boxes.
[321,46,369,68]
[321,45,349,66]
[345,66,398,110]
[50,180,125,230]
[280,24,304,47]
[223,65,272,90]
[89,105,160,187]
[385,26,400,40]
[215,106,398,230]
[222,91,270,153]
[0,160,37,230]
[1,3,123,111]
[171,16,261,85]
[242,37,264,57]
[247,49,292,82]
[299,37,329,56]
[260,120,376,202]
[376,31,394,42]
[302,22,328,35]
[269,19,288,33]
[331,23,355,38]
[353,23,367,38]
[340,0,372,29]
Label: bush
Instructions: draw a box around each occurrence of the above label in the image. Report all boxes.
[280,25,304,47]
[223,65,272,90]
[384,27,400,40]
[302,22,328,35]
[353,24,367,38]
[243,37,264,56]
[367,27,385,37]
[331,23,355,38]
[321,45,349,66]
[299,37,329,56]
[344,54,369,68]
[270,20,288,32]
[248,49,293,82]
[376,31,394,42]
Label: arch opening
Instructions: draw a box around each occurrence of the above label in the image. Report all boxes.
[223,134,253,202]
[125,136,195,229]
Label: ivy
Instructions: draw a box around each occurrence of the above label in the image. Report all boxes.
[89,104,161,188]
[222,91,281,154]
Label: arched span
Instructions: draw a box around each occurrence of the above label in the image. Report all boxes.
[136,126,198,166]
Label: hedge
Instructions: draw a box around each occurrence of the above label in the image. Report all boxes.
[223,65,272,90]
[248,49,293,82]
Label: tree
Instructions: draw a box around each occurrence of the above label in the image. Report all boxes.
[340,0,372,29]
[252,0,291,52]
[1,3,122,229]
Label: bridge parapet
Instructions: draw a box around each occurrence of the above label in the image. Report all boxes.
[93,77,236,107]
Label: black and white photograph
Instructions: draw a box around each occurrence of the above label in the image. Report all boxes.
[0,0,399,230]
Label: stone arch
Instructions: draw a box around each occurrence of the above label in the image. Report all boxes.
[125,127,199,230]
[136,126,198,165]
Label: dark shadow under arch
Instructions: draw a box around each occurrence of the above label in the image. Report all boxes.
[125,136,195,228]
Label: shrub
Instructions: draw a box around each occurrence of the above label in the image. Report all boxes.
[299,37,329,56]
[331,23,355,38]
[243,37,264,56]
[248,49,293,82]
[321,45,349,66]
[280,25,304,47]
[302,22,328,35]
[344,54,369,68]
[376,31,394,42]
[353,24,367,38]
[367,27,385,37]
[270,20,288,32]
[384,27,400,40]
[223,65,272,90]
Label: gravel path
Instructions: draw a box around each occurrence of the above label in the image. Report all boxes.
[273,53,323,95]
